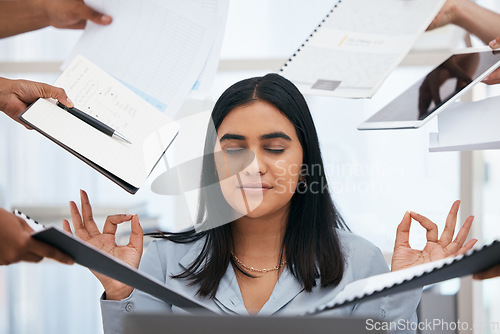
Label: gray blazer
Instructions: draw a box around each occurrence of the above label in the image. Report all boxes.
[100,229,421,334]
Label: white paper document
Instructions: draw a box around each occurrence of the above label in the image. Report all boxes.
[65,0,228,115]
[280,0,445,98]
[20,56,179,193]
[429,96,500,152]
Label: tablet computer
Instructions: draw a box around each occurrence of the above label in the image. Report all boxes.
[358,49,500,130]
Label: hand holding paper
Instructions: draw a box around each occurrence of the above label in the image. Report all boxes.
[63,190,143,301]
[0,77,73,127]
[391,200,477,272]
[45,0,112,29]
[19,56,180,193]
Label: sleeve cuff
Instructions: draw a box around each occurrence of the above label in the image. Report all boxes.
[100,290,137,334]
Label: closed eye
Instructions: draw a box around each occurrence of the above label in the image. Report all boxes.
[266,148,284,153]
[225,147,246,154]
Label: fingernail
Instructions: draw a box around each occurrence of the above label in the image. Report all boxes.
[489,39,499,48]
[101,15,112,24]
[67,97,74,108]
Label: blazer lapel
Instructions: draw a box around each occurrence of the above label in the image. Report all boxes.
[258,267,304,315]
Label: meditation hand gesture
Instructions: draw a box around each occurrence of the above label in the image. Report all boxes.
[391,200,477,272]
[63,190,143,300]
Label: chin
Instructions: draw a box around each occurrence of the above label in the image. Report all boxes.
[243,209,268,219]
[226,201,268,218]
[221,189,264,214]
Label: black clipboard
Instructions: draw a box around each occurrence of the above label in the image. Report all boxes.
[308,239,500,314]
[32,226,214,314]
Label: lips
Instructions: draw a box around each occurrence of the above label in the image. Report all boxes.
[238,182,272,190]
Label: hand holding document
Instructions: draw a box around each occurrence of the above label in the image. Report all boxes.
[65,0,229,115]
[20,56,179,194]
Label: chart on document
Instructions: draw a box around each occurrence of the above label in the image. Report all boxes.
[280,0,446,98]
[65,0,228,115]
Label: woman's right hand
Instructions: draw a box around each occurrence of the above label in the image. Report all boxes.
[63,189,143,300]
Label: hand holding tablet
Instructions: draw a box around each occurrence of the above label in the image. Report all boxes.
[358,49,500,130]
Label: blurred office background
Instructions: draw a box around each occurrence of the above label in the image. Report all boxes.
[0,1,499,333]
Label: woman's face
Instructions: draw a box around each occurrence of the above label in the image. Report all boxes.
[214,100,304,219]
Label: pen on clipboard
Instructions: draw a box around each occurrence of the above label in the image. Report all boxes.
[56,101,132,144]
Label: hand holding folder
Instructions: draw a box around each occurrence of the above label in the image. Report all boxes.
[19,55,179,194]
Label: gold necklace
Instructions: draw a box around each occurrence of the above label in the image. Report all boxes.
[230,251,286,274]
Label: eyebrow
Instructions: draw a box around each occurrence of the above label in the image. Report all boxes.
[219,131,292,142]
[260,132,292,141]
[220,134,245,142]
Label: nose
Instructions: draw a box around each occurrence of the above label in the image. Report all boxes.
[243,152,267,176]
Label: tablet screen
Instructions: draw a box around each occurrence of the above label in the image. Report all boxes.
[360,50,500,129]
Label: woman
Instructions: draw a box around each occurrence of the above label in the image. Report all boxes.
[64,74,476,333]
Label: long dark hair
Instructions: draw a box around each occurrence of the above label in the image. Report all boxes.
[150,73,348,298]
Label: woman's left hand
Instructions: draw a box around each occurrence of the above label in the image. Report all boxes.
[391,200,477,272]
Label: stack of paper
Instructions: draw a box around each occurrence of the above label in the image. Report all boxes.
[65,0,229,115]
[429,96,500,152]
